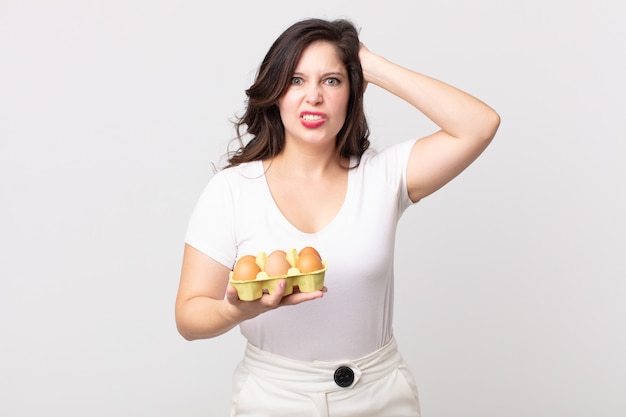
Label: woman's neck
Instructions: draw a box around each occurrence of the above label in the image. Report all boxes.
[265,143,347,180]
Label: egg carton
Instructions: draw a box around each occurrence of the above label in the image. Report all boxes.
[229,249,327,301]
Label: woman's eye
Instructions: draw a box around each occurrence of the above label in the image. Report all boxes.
[325,77,340,86]
[291,77,303,85]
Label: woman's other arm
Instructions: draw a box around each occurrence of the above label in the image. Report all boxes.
[359,45,500,203]
[175,244,324,340]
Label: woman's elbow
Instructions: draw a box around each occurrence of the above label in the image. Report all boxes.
[175,307,200,341]
[485,108,501,141]
[176,319,195,341]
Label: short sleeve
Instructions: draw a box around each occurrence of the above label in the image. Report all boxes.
[184,172,237,268]
[365,138,418,213]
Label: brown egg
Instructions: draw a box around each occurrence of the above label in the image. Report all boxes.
[238,254,257,264]
[298,246,321,260]
[264,249,291,277]
[296,253,324,273]
[232,259,261,281]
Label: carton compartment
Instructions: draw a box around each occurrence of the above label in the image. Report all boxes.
[229,263,326,301]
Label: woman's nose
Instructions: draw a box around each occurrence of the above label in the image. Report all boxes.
[305,85,323,104]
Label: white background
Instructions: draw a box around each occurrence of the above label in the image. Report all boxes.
[1,1,625,416]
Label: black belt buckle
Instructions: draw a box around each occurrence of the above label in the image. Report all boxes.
[334,365,354,387]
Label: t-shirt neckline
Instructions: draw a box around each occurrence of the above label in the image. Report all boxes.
[255,159,355,236]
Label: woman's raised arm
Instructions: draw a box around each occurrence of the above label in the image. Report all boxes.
[359,44,501,202]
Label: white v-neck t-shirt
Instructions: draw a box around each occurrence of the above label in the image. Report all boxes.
[185,139,416,361]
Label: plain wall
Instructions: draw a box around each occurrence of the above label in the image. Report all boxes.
[1,1,624,416]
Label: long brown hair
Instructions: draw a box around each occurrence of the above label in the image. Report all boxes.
[225,18,370,168]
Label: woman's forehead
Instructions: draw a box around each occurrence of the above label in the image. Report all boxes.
[294,41,346,73]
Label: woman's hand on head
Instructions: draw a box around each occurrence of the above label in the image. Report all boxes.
[359,42,371,92]
[358,42,374,90]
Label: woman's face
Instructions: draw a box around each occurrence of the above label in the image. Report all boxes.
[278,41,350,151]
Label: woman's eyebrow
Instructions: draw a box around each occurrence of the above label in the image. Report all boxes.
[292,71,347,78]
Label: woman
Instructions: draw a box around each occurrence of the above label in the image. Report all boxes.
[176,17,499,416]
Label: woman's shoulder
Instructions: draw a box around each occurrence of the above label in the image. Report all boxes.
[213,161,267,197]
[358,139,417,168]
[215,160,264,181]
[195,160,266,206]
